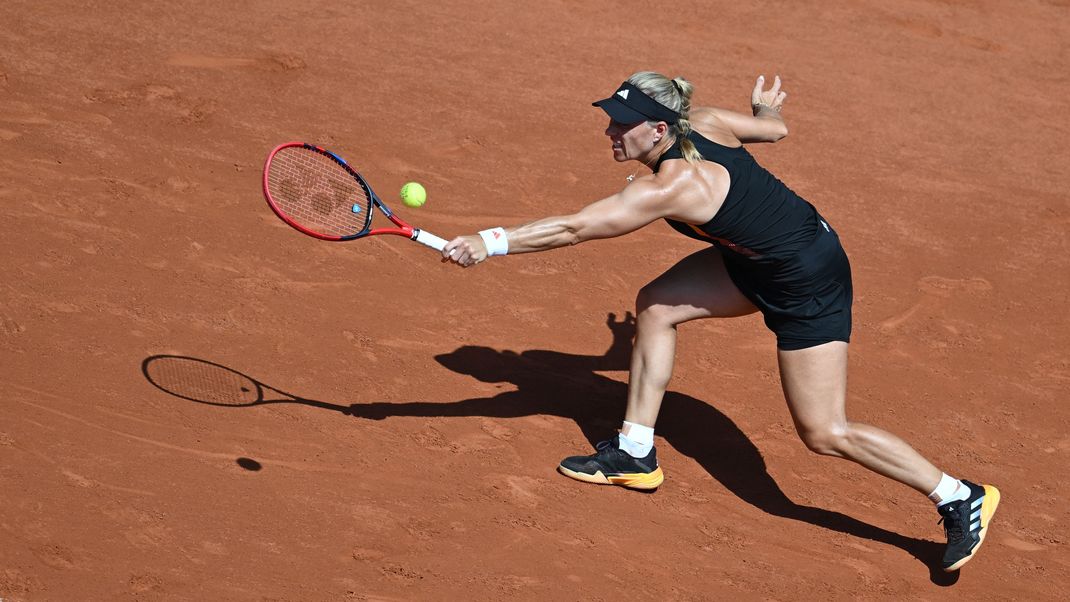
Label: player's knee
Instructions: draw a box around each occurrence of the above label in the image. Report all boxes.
[797,424,848,456]
[635,286,675,327]
[635,284,657,313]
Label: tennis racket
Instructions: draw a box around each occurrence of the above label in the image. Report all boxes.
[262,142,447,250]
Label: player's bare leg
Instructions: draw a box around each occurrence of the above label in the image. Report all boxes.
[776,341,941,492]
[777,341,1000,571]
[625,247,757,426]
[559,247,756,489]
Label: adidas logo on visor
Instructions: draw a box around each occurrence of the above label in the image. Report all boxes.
[617,89,629,99]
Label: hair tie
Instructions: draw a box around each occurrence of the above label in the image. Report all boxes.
[671,79,682,94]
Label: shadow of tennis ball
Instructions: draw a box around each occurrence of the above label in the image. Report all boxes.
[236,457,262,471]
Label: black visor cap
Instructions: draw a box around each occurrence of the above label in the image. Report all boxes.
[592,81,679,125]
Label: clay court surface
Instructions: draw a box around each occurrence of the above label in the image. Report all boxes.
[2,0,1068,599]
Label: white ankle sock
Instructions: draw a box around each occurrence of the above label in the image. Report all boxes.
[929,473,970,506]
[618,421,654,458]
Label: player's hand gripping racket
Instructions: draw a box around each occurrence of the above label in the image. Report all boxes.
[262,142,447,250]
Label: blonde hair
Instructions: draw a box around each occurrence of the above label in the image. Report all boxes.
[627,71,702,164]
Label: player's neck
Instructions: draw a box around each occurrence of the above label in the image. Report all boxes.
[630,137,673,178]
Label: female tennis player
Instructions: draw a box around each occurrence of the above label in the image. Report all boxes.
[441,71,998,572]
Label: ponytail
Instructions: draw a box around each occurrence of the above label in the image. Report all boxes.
[670,77,702,164]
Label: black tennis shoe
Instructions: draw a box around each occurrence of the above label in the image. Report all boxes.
[557,436,664,490]
[938,479,1001,572]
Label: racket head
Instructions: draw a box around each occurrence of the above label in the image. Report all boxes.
[143,355,266,407]
[262,142,375,241]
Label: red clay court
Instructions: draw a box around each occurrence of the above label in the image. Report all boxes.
[1,1,1068,599]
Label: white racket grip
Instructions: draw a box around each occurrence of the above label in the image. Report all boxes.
[413,228,448,252]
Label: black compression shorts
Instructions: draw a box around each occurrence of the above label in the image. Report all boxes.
[721,219,853,351]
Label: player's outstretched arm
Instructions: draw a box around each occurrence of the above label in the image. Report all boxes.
[442,178,674,267]
[693,74,789,144]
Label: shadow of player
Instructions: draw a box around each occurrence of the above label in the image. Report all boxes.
[348,312,956,585]
[143,313,955,584]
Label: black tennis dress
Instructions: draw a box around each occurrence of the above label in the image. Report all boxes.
[657,131,852,350]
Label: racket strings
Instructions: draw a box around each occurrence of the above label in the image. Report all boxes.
[266,147,371,238]
[146,357,261,406]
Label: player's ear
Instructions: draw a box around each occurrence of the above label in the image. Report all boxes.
[652,121,669,143]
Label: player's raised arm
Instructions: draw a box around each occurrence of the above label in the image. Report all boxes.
[694,74,789,144]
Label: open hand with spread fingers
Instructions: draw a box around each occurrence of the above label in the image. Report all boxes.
[752,74,787,115]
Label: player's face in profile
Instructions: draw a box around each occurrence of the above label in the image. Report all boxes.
[605,119,652,162]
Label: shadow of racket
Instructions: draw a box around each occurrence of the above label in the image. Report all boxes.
[142,354,351,414]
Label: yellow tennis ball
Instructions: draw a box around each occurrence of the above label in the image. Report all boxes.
[400,182,427,208]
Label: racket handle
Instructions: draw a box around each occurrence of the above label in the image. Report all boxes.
[412,229,448,251]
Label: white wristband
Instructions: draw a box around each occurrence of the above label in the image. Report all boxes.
[478,227,509,256]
